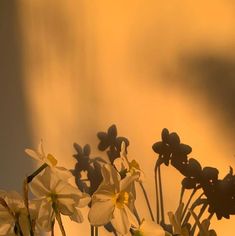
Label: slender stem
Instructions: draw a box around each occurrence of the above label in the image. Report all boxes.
[190,203,208,235]
[158,165,165,224]
[52,203,66,236]
[133,205,141,224]
[179,186,185,205]
[208,212,214,221]
[27,163,48,183]
[51,219,55,236]
[181,188,197,222]
[139,182,155,221]
[91,225,94,236]
[154,163,160,224]
[182,192,204,226]
[95,226,98,236]
[23,179,34,236]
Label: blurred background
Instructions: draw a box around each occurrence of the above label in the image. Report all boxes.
[1,0,235,235]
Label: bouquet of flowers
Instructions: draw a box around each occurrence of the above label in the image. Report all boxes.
[0,124,234,235]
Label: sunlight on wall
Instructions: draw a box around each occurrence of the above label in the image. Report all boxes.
[18,0,235,235]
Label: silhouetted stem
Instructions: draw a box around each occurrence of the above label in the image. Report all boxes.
[208,212,214,221]
[139,182,155,221]
[95,226,98,236]
[179,186,185,205]
[182,192,204,226]
[181,188,197,222]
[91,225,94,236]
[154,163,160,224]
[158,165,165,224]
[190,203,208,235]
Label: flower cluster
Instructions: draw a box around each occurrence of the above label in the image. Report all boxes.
[0,125,234,236]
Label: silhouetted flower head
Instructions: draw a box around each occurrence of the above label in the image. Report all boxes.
[152,128,192,169]
[181,158,202,189]
[202,168,235,219]
[72,143,103,196]
[97,124,129,163]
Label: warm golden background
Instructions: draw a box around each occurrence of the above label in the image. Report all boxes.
[1,1,235,235]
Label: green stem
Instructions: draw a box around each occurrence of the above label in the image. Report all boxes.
[133,205,141,224]
[139,182,155,221]
[51,219,55,236]
[23,179,34,236]
[154,162,160,224]
[27,163,48,183]
[158,165,165,224]
[52,203,66,236]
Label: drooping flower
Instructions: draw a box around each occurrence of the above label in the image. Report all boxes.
[25,140,72,179]
[132,219,171,236]
[29,168,90,232]
[88,164,139,235]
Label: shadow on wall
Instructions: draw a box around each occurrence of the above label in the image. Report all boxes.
[0,1,33,191]
[179,52,235,132]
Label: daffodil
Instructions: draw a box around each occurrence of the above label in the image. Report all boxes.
[25,140,72,179]
[114,142,144,181]
[88,164,139,235]
[0,191,32,236]
[29,168,90,233]
[132,219,171,236]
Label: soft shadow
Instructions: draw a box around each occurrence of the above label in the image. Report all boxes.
[0,1,33,191]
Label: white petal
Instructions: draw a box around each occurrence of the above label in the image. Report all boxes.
[37,200,54,232]
[0,223,12,235]
[69,208,84,223]
[25,149,42,162]
[29,173,50,197]
[111,207,130,235]
[120,174,139,192]
[123,205,139,228]
[101,164,120,191]
[53,166,73,179]
[88,199,114,226]
[139,220,166,236]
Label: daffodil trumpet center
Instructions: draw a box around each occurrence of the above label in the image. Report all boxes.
[46,154,58,167]
[113,191,129,208]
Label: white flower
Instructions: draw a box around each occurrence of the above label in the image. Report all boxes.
[132,219,171,236]
[0,191,30,236]
[114,142,144,181]
[30,168,90,231]
[88,164,139,235]
[25,140,72,179]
